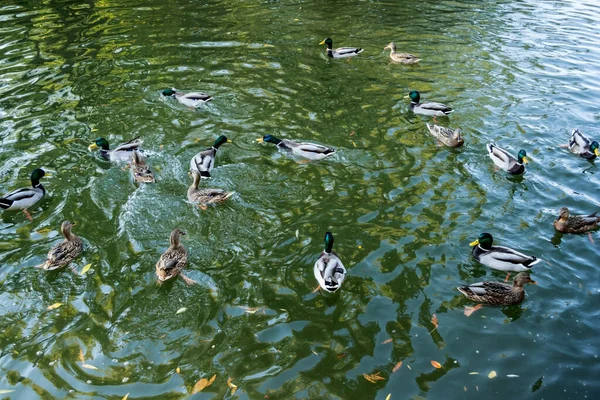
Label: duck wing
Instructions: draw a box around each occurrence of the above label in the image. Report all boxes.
[113,137,143,152]
[488,245,539,266]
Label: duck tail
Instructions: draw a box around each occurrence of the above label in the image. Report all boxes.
[0,198,13,209]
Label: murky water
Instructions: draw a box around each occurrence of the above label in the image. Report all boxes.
[1,0,599,398]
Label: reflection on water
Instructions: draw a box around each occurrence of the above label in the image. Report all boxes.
[1,0,600,398]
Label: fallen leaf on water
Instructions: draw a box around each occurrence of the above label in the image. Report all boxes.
[488,371,497,379]
[241,307,260,314]
[392,361,402,373]
[431,360,442,369]
[464,386,467,392]
[122,394,129,400]
[36,227,52,235]
[363,371,385,383]
[81,364,98,370]
[337,352,346,359]
[47,303,62,310]
[507,374,519,378]
[476,386,479,391]
[227,377,238,395]
[406,364,412,370]
[191,374,216,394]
[295,229,299,239]
[78,349,85,363]
[176,307,187,315]
[381,338,393,344]
[531,376,543,392]
[469,372,479,375]
[80,263,92,275]
[176,367,181,374]
[386,394,391,400]
[0,390,15,394]
[431,314,439,328]
[352,141,357,147]
[311,350,318,356]
[350,131,355,136]
[464,304,483,317]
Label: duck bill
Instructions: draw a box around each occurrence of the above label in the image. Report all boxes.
[595,148,600,157]
[522,156,529,164]
[255,138,264,143]
[88,143,98,151]
[403,95,410,99]
[530,280,537,285]
[227,139,233,143]
[319,40,326,45]
[469,239,479,247]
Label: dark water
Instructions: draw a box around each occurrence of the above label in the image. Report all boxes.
[1,0,599,398]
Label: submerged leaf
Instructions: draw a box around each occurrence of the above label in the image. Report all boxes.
[363,371,385,383]
[81,363,98,370]
[431,360,442,369]
[431,314,439,328]
[386,394,391,400]
[47,303,63,310]
[506,374,519,378]
[80,263,92,275]
[242,307,260,314]
[176,367,181,374]
[227,377,238,395]
[122,394,129,400]
[381,338,393,344]
[469,372,479,375]
[191,374,216,394]
[176,307,187,315]
[488,371,497,379]
[0,390,16,394]
[78,349,85,363]
[531,376,544,392]
[392,361,402,373]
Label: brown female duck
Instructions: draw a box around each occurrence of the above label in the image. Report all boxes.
[457,272,537,306]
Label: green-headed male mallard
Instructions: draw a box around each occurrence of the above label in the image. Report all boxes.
[156,228,195,285]
[457,272,536,306]
[131,151,155,183]
[406,91,453,118]
[187,171,234,207]
[88,137,143,162]
[486,143,528,175]
[41,221,83,270]
[426,123,464,147]
[470,233,540,276]
[256,135,335,161]
[162,88,212,107]
[319,38,363,58]
[567,129,599,159]
[553,207,600,233]
[383,43,420,64]
[314,232,346,293]
[0,168,48,221]
[190,135,231,178]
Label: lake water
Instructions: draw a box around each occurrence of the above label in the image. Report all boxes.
[1,0,599,398]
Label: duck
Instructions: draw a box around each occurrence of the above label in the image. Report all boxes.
[256,135,335,161]
[470,233,541,276]
[162,88,212,107]
[567,129,599,159]
[189,135,231,178]
[486,143,528,175]
[406,91,453,117]
[156,228,195,285]
[319,38,363,58]
[426,123,464,147]
[41,221,83,270]
[187,171,234,207]
[553,207,600,233]
[383,43,420,64]
[88,137,143,162]
[457,272,537,306]
[131,151,155,183]
[0,168,48,221]
[314,232,347,293]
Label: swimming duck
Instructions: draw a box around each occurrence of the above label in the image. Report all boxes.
[187,171,234,206]
[0,168,47,221]
[426,123,464,147]
[256,135,335,161]
[162,88,212,107]
[383,43,420,64]
[131,151,155,183]
[88,137,142,162]
[457,272,536,306]
[470,233,540,273]
[553,207,600,233]
[41,221,83,270]
[406,91,453,117]
[567,129,599,159]
[314,232,347,293]
[319,38,363,58]
[156,228,195,285]
[486,143,528,175]
[189,135,231,178]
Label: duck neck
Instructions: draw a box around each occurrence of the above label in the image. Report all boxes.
[170,232,181,249]
[188,174,200,195]
[61,225,75,241]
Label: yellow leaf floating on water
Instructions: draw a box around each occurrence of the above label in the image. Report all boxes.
[488,371,497,379]
[0,390,16,394]
[241,307,260,314]
[392,361,402,373]
[363,371,385,383]
[431,360,442,369]
[386,394,391,400]
[191,374,216,394]
[47,303,62,310]
[176,367,181,374]
[81,364,98,370]
[176,307,187,315]
[78,349,85,363]
[227,377,238,395]
[122,394,129,400]
[469,372,479,375]
[80,263,92,275]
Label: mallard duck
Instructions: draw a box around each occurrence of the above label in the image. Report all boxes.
[553,207,600,233]
[187,171,234,206]
[256,135,335,161]
[41,221,83,270]
[406,91,453,117]
[319,38,363,58]
[470,232,540,273]
[314,232,347,293]
[189,135,231,178]
[88,137,142,162]
[457,272,536,305]
[131,151,155,183]
[426,123,464,147]
[162,88,212,107]
[383,43,420,64]
[156,228,195,285]
[568,129,599,159]
[486,143,528,175]
[0,168,47,221]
